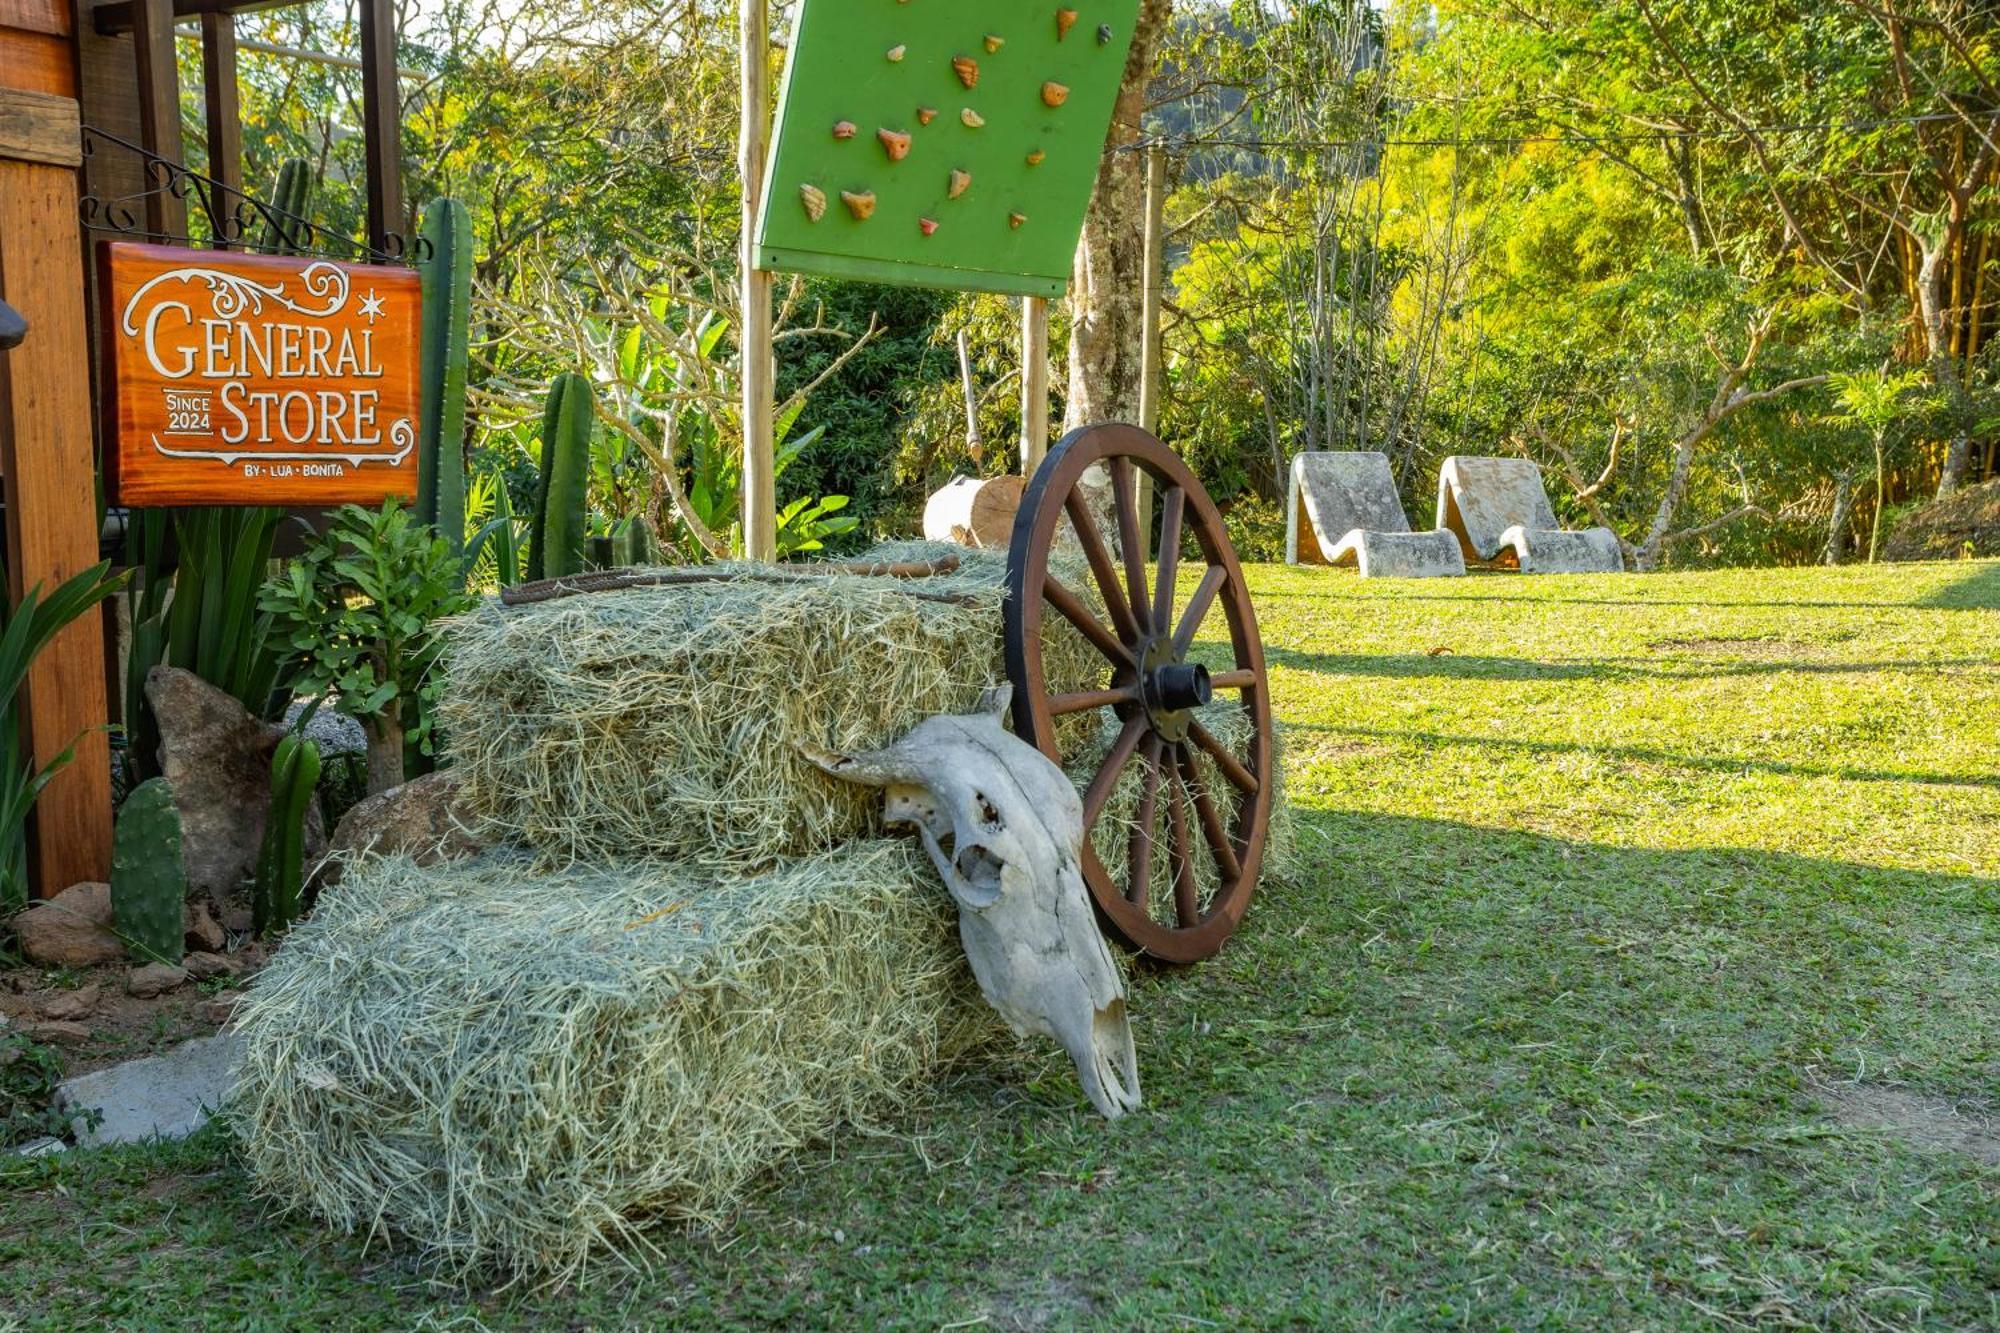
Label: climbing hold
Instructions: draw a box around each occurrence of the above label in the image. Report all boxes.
[832,120,857,140]
[1056,8,1078,40]
[920,217,939,236]
[799,184,827,221]
[1025,148,1046,166]
[949,169,972,199]
[952,55,980,88]
[886,44,906,62]
[879,128,913,161]
[918,106,938,126]
[1042,82,1070,108]
[1009,212,1027,229]
[984,34,1005,53]
[961,108,985,128]
[842,190,877,220]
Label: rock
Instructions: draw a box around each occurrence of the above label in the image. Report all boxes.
[281,699,369,757]
[221,905,254,936]
[127,962,189,998]
[38,985,100,1021]
[13,1136,65,1157]
[320,772,484,888]
[56,1033,245,1146]
[8,882,122,968]
[146,667,327,902]
[184,900,227,953]
[183,951,232,981]
[25,1020,91,1046]
[201,995,241,1025]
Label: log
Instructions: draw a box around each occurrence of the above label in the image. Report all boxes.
[923,475,1026,549]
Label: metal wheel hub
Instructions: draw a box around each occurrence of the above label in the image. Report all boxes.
[1138,637,1210,741]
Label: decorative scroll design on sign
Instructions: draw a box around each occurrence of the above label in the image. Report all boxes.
[151,417,416,471]
[78,127,427,264]
[120,263,352,333]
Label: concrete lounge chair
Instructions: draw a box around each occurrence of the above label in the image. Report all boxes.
[1285,451,1466,577]
[1435,456,1624,573]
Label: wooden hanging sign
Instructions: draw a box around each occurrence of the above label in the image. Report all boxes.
[100,242,421,506]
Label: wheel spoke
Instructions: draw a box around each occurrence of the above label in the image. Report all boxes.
[1151,486,1185,639]
[1210,668,1257,691]
[1188,720,1260,795]
[1082,715,1147,827]
[1127,734,1163,908]
[1177,743,1243,883]
[1064,489,1141,644]
[1172,565,1229,658]
[1045,576,1135,668]
[1167,768,1199,927]
[1109,459,1151,635]
[1049,684,1139,715]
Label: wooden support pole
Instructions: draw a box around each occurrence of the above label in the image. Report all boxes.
[1020,296,1050,476]
[199,11,241,216]
[1137,145,1166,557]
[738,0,776,562]
[359,0,403,257]
[0,74,114,896]
[131,0,184,239]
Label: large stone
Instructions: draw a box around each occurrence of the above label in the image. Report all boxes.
[56,1033,245,1146]
[145,667,327,903]
[8,882,122,967]
[25,1020,91,1046]
[38,985,100,1021]
[319,771,484,888]
[1288,452,1465,578]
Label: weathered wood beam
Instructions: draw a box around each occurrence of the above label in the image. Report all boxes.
[92,0,294,38]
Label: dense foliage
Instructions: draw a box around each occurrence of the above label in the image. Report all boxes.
[179,0,1994,568]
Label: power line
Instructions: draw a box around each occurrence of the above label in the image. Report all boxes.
[1119,110,1980,155]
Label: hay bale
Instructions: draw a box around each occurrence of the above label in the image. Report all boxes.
[230,841,1004,1277]
[440,542,1103,867]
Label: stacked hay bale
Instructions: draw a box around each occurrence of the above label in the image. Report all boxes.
[230,545,1106,1277]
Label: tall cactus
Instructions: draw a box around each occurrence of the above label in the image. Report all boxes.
[527,373,594,580]
[253,735,321,936]
[257,158,314,256]
[111,779,186,965]
[415,198,471,572]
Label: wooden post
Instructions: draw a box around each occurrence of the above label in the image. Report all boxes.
[359,0,403,256]
[130,0,183,238]
[0,20,115,896]
[199,13,242,211]
[1020,296,1050,475]
[1137,145,1166,555]
[738,0,776,562]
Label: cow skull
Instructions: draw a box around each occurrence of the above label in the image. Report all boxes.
[806,687,1141,1118]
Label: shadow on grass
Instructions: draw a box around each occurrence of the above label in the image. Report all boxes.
[1264,646,1997,685]
[1919,563,2000,609]
[1280,719,2000,791]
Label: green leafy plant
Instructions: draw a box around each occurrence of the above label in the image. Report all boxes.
[1831,367,1928,562]
[1,560,128,912]
[125,507,287,782]
[260,500,475,796]
[109,777,186,964]
[2,1029,93,1146]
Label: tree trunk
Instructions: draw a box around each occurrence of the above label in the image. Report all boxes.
[1634,428,1701,572]
[956,329,984,467]
[1823,473,1856,566]
[1917,235,1971,499]
[1064,0,1172,429]
[363,707,405,796]
[1869,434,1889,563]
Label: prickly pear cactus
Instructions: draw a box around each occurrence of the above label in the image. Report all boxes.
[111,778,186,965]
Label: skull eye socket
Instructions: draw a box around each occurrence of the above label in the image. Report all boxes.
[974,792,1003,831]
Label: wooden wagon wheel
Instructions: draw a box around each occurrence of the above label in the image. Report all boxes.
[1004,423,1274,963]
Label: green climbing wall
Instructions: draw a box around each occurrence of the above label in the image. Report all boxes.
[755,0,1143,297]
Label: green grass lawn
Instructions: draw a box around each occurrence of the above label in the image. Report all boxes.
[4,560,1997,1330]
